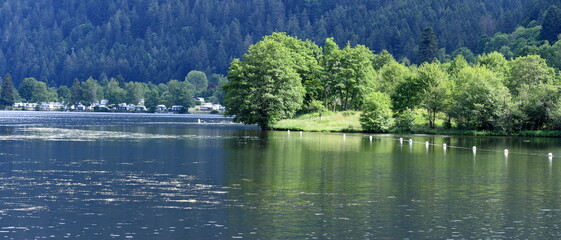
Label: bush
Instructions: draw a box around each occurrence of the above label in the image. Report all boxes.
[394,109,416,132]
[359,92,393,133]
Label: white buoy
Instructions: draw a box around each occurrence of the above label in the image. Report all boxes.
[409,139,413,143]
[343,134,346,140]
[472,146,477,154]
[198,119,201,124]
[504,149,509,157]
[443,143,447,150]
[369,136,373,142]
[300,131,303,137]
[399,138,403,144]
[548,153,553,158]
[287,130,290,135]
[425,141,429,148]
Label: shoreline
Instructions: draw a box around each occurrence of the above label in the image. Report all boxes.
[271,112,561,138]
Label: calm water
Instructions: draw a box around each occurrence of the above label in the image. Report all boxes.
[1,111,561,239]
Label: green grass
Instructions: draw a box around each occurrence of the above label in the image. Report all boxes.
[272,111,362,132]
[273,110,561,137]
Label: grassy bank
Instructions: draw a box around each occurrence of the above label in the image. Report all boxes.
[272,111,362,132]
[272,111,561,137]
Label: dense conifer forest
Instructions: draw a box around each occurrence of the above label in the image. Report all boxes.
[0,0,560,87]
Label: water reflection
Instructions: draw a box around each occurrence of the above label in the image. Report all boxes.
[0,112,560,238]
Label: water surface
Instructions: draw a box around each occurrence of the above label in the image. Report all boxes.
[0,111,560,239]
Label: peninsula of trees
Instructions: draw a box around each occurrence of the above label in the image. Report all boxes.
[224,24,561,133]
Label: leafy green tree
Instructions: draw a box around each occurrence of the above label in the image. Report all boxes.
[307,100,328,120]
[0,73,15,108]
[224,35,305,130]
[81,77,102,104]
[18,78,37,101]
[394,109,416,132]
[513,82,560,130]
[18,77,53,103]
[104,78,126,104]
[507,55,556,93]
[265,33,323,106]
[377,60,410,94]
[185,70,208,94]
[419,27,438,63]
[57,86,71,103]
[31,81,53,103]
[447,55,470,78]
[540,5,561,43]
[372,50,395,71]
[449,66,509,130]
[320,37,342,111]
[124,82,146,105]
[70,79,82,105]
[167,80,195,107]
[415,62,451,128]
[476,52,509,79]
[144,88,161,111]
[391,73,422,113]
[360,92,393,133]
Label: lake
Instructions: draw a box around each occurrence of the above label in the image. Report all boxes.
[0,111,560,239]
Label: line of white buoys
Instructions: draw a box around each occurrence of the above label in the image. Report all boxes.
[386,137,555,160]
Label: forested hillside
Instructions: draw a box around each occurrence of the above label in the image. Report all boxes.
[0,0,559,86]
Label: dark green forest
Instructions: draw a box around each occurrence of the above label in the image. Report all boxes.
[0,0,560,87]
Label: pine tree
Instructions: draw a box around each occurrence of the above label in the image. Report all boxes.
[419,27,438,63]
[0,73,14,108]
[540,5,561,43]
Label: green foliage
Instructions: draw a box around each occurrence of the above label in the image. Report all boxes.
[81,77,102,104]
[70,79,82,105]
[476,52,509,79]
[507,55,556,93]
[167,80,195,107]
[391,74,422,113]
[419,27,438,63]
[448,66,509,130]
[378,60,410,94]
[540,5,561,43]
[18,77,55,103]
[104,78,126,104]
[57,86,71,103]
[359,92,393,133]
[415,62,450,128]
[224,34,306,129]
[0,74,15,108]
[185,71,208,94]
[393,109,416,132]
[307,100,328,119]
